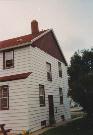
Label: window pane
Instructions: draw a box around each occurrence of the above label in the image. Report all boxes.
[58,62,61,69]
[47,72,52,81]
[6,60,13,68]
[58,62,62,77]
[46,63,51,72]
[4,50,14,69]
[59,88,62,96]
[2,89,8,97]
[39,85,45,106]
[5,51,13,60]
[1,98,8,108]
[40,96,45,105]
[0,85,9,110]
[60,96,63,104]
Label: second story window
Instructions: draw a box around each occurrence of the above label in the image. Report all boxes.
[0,85,9,110]
[46,62,52,81]
[3,50,14,69]
[59,88,63,104]
[39,85,45,107]
[58,62,62,77]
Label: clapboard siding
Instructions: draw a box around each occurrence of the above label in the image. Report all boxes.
[0,46,31,76]
[0,79,29,132]
[0,45,71,132]
[27,47,71,132]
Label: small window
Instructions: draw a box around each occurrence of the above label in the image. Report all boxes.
[61,115,65,121]
[39,85,45,107]
[0,85,9,110]
[41,120,46,128]
[46,62,52,81]
[59,88,63,104]
[58,62,62,77]
[3,50,14,69]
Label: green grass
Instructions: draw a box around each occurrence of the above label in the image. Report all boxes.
[42,117,93,135]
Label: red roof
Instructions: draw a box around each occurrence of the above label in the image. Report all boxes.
[0,72,31,82]
[0,31,46,50]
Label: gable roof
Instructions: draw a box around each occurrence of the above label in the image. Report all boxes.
[0,72,31,82]
[0,31,46,50]
[0,29,67,65]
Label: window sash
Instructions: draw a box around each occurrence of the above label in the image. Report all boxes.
[46,62,52,81]
[58,62,62,77]
[59,88,63,104]
[39,85,45,106]
[60,96,63,104]
[46,62,51,72]
[3,50,14,69]
[0,85,9,110]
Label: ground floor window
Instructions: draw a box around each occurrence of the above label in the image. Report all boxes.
[0,85,9,110]
[59,88,63,104]
[39,84,45,107]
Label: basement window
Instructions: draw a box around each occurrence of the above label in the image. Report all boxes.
[3,50,14,69]
[41,120,46,128]
[0,85,9,110]
[61,115,65,121]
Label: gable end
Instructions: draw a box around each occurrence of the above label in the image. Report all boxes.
[32,31,67,65]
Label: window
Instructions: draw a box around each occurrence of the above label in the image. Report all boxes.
[0,85,9,110]
[61,115,65,121]
[41,120,46,128]
[59,88,63,104]
[58,62,62,77]
[46,62,52,81]
[39,85,45,107]
[3,50,14,69]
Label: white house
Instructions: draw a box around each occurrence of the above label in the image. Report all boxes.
[0,20,71,133]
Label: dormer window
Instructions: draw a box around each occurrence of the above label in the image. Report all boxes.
[3,50,14,69]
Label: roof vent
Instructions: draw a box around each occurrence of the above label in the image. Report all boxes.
[31,20,39,35]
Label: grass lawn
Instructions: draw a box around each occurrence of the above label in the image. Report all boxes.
[42,117,93,135]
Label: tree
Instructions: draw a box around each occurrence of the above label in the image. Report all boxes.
[68,49,93,116]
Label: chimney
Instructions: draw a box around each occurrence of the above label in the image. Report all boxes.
[31,20,39,34]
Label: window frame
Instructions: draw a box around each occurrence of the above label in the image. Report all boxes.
[58,62,62,78]
[0,85,9,110]
[59,87,63,104]
[39,84,45,107]
[3,49,14,69]
[46,62,52,81]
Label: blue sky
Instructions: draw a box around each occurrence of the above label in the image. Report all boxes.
[0,0,93,63]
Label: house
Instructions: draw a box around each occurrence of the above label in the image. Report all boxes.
[0,20,71,133]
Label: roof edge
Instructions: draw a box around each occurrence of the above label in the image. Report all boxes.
[0,72,32,82]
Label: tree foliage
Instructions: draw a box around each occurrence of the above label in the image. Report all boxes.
[68,49,93,115]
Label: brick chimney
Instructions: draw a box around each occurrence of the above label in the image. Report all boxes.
[31,20,39,34]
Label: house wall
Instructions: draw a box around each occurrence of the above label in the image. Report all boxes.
[0,46,31,132]
[0,45,71,133]
[27,47,71,132]
[0,79,29,132]
[0,46,31,76]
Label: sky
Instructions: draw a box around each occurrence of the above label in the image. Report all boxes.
[0,0,93,63]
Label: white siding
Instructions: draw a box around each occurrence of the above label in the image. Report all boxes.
[0,79,29,132]
[0,46,31,76]
[0,46,31,132]
[27,47,71,132]
[0,45,71,133]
